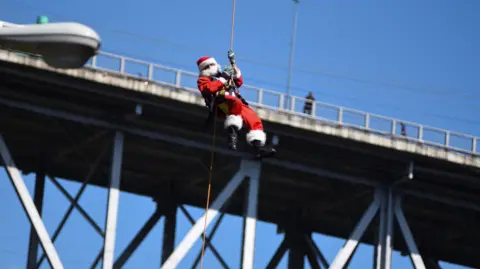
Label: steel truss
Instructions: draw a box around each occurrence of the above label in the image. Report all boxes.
[328,187,429,269]
[0,128,437,269]
[0,97,476,268]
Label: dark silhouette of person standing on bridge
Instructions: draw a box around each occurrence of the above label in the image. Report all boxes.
[303,91,315,115]
[196,50,275,158]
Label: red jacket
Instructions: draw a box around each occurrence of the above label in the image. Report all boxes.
[197,74,244,117]
[197,74,243,96]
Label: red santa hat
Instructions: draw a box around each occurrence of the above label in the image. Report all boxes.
[197,56,218,72]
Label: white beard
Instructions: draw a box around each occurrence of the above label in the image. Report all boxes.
[200,64,221,77]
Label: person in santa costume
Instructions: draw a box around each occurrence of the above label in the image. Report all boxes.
[196,50,275,157]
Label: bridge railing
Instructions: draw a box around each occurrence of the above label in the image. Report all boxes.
[79,51,474,157]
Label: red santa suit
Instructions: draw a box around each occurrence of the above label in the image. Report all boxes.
[196,56,267,146]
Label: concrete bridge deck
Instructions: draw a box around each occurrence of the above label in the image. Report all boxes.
[0,50,479,268]
[2,50,478,168]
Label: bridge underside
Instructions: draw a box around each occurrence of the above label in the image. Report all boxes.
[0,58,479,268]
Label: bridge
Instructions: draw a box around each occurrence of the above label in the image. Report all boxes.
[0,49,479,269]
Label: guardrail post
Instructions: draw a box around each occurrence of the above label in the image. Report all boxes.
[391,120,396,135]
[418,126,424,141]
[290,96,296,111]
[257,89,263,105]
[91,55,97,67]
[338,108,343,124]
[147,64,153,80]
[311,102,316,117]
[473,138,477,153]
[175,71,181,86]
[119,57,125,73]
[444,131,450,147]
[279,94,284,110]
[365,114,370,129]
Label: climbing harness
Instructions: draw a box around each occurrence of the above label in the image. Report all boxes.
[199,0,237,268]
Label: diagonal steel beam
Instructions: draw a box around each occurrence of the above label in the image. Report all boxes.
[27,170,46,269]
[36,144,108,268]
[329,191,381,269]
[48,176,104,236]
[179,205,229,268]
[0,135,64,269]
[113,208,163,269]
[304,235,330,269]
[395,196,426,269]
[161,160,258,269]
[266,239,288,269]
[426,258,442,269]
[90,248,103,269]
[191,212,229,269]
[305,246,321,269]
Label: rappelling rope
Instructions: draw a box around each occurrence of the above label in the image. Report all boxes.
[230,0,237,51]
[199,0,237,268]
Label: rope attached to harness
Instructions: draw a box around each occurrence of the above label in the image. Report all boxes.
[199,0,237,268]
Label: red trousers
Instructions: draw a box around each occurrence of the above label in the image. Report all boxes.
[217,94,266,146]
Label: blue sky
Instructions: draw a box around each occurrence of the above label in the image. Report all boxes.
[0,0,478,268]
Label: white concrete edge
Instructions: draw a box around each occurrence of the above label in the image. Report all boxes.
[0,50,478,168]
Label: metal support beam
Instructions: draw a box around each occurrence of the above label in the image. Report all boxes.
[304,239,322,269]
[161,203,177,266]
[266,239,288,269]
[48,176,104,236]
[376,189,394,269]
[287,232,305,269]
[113,207,163,269]
[329,192,381,269]
[394,196,426,269]
[36,145,108,268]
[191,212,229,269]
[0,135,64,269]
[27,169,46,269]
[384,190,394,268]
[376,190,387,269]
[179,205,229,268]
[90,248,103,269]
[426,259,442,269]
[328,188,427,269]
[304,234,330,269]
[241,163,261,269]
[102,131,125,269]
[161,159,261,269]
[266,224,329,269]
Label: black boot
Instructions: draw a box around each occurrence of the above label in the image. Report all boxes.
[227,126,238,150]
[251,140,276,158]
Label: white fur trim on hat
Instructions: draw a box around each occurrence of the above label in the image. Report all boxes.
[246,130,266,146]
[224,114,243,130]
[198,57,217,72]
